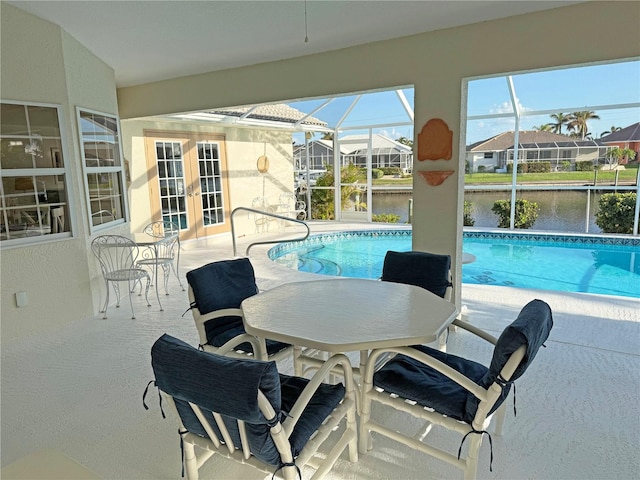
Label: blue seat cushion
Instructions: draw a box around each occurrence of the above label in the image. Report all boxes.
[187,259,291,356]
[381,250,452,298]
[374,344,491,424]
[374,299,553,424]
[151,334,344,466]
[280,374,345,458]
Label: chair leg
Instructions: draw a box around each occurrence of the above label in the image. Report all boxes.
[493,401,507,436]
[161,264,171,295]
[293,346,303,376]
[143,276,151,308]
[101,280,110,319]
[463,431,482,480]
[172,251,185,291]
[127,280,137,320]
[182,440,199,480]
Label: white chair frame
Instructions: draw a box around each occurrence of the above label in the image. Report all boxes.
[136,221,185,294]
[91,235,151,319]
[359,318,525,480]
[188,285,304,370]
[164,335,358,480]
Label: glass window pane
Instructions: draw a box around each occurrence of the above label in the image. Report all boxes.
[27,106,60,137]
[1,103,69,243]
[0,104,28,135]
[0,138,34,169]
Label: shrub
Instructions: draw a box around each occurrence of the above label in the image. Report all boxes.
[506,162,551,173]
[595,192,636,234]
[372,213,401,223]
[371,168,384,179]
[463,201,475,226]
[491,199,539,229]
[560,160,572,171]
[576,160,598,172]
[526,161,551,173]
[381,167,402,176]
[477,165,486,173]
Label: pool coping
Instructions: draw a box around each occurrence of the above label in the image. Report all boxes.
[268,226,640,258]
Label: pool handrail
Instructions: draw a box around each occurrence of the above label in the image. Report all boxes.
[230,206,310,257]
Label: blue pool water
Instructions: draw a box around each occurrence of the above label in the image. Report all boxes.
[268,230,640,298]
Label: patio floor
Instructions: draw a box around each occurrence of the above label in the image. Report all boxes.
[2,223,639,479]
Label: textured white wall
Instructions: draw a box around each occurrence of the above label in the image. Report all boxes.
[0,4,121,342]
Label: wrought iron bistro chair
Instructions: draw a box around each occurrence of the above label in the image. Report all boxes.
[136,220,185,295]
[146,334,358,480]
[91,235,151,319]
[359,299,553,480]
[186,258,301,368]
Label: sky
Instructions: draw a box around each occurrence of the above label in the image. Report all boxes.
[289,59,640,146]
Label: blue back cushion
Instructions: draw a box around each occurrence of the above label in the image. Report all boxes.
[151,334,345,466]
[186,258,258,314]
[186,259,259,342]
[151,334,283,464]
[381,250,452,298]
[464,299,553,419]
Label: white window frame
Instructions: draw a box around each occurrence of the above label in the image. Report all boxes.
[76,107,129,232]
[1,100,73,247]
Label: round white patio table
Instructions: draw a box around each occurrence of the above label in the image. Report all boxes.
[241,278,458,371]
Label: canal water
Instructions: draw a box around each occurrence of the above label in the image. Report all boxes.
[373,190,609,233]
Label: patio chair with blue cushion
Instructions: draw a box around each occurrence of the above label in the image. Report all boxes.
[381,250,453,300]
[186,258,300,367]
[146,333,358,480]
[381,250,454,350]
[358,299,553,480]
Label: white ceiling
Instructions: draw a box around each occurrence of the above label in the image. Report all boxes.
[9,1,584,88]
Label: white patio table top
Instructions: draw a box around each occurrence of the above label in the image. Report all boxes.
[241,278,458,357]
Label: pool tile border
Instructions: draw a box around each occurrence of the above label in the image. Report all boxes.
[268,229,639,258]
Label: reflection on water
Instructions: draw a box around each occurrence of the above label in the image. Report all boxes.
[372,190,605,233]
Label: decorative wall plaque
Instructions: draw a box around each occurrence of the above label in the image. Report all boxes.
[257,155,269,173]
[418,170,454,186]
[418,118,453,161]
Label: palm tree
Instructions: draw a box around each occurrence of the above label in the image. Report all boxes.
[395,136,413,147]
[533,124,553,132]
[600,126,622,137]
[549,113,570,134]
[321,132,334,141]
[567,111,600,140]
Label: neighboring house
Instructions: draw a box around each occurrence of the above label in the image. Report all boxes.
[466,131,609,172]
[294,134,413,174]
[599,122,640,164]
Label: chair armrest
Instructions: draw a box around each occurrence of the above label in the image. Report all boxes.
[192,307,244,345]
[364,347,489,403]
[282,353,355,437]
[451,318,499,345]
[215,333,263,357]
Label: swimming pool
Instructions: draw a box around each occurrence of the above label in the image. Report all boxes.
[268,229,640,298]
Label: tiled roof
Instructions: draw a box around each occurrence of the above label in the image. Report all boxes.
[468,131,603,151]
[599,122,640,143]
[300,134,412,155]
[208,104,327,127]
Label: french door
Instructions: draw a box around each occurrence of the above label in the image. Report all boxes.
[144,131,231,240]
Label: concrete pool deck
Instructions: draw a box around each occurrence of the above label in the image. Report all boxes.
[1,222,639,479]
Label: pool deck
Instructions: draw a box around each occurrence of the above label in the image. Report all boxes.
[1,222,639,479]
